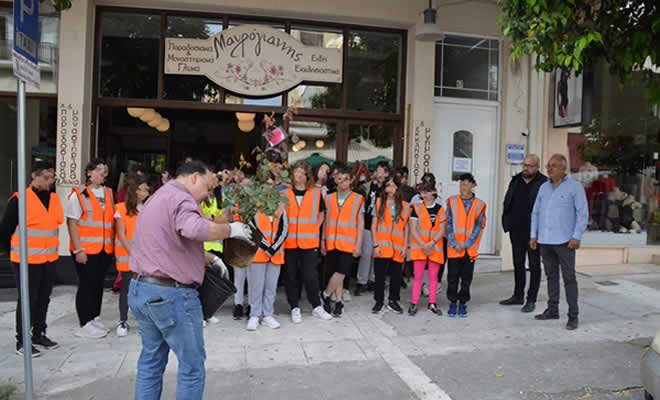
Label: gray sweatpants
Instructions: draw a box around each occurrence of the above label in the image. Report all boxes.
[234,266,248,305]
[247,262,281,317]
[356,230,375,284]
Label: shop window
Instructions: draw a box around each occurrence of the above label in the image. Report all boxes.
[452,130,473,181]
[98,12,161,99]
[163,16,224,102]
[0,8,59,94]
[568,59,660,246]
[435,35,499,101]
[288,121,337,168]
[348,124,394,171]
[347,30,402,113]
[288,26,343,109]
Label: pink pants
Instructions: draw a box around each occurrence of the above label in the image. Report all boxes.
[412,260,441,305]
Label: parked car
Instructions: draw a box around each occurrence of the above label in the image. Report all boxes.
[642,328,660,400]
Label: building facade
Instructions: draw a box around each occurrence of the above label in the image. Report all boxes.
[0,0,657,284]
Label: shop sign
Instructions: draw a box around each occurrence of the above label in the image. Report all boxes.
[165,25,342,96]
[410,120,433,184]
[506,144,525,164]
[12,0,40,88]
[56,103,82,186]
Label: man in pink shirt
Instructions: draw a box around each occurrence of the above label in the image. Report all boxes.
[128,161,253,400]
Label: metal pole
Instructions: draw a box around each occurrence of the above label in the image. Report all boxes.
[17,78,34,399]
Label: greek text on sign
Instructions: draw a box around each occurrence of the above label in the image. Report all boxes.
[56,103,82,186]
[410,120,433,185]
[165,25,342,96]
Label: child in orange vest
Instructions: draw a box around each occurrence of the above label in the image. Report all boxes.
[409,182,447,315]
[446,173,486,318]
[245,205,288,331]
[114,175,150,337]
[321,165,365,318]
[371,174,410,314]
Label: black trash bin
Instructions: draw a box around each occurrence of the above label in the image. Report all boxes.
[198,266,237,320]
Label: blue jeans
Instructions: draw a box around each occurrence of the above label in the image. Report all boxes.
[128,279,206,400]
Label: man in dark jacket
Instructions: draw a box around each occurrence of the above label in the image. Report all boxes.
[500,154,547,312]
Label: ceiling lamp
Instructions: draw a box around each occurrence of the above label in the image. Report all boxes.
[127,107,146,118]
[148,114,163,128]
[238,119,255,132]
[315,140,325,148]
[291,143,301,152]
[298,140,306,149]
[415,0,445,42]
[156,119,170,132]
[236,112,256,121]
[139,109,158,123]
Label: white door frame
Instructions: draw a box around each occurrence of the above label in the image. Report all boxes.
[433,96,501,255]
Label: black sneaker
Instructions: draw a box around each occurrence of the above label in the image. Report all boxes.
[232,304,244,320]
[408,304,418,316]
[372,302,384,313]
[521,302,536,313]
[428,303,442,315]
[387,301,403,314]
[534,308,560,320]
[245,305,251,319]
[321,291,332,313]
[32,334,59,350]
[333,301,344,318]
[566,317,579,330]
[16,343,40,357]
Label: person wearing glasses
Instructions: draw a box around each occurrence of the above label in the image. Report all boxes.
[530,154,588,330]
[500,154,547,313]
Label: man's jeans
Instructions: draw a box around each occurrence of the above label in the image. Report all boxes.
[539,244,579,318]
[128,279,206,400]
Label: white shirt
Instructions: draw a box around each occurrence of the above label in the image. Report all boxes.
[66,186,106,220]
[410,193,443,207]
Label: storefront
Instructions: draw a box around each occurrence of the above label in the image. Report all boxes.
[3,0,653,287]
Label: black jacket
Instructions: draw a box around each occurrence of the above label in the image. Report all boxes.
[501,172,547,233]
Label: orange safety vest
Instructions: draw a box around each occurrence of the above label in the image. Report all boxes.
[446,195,486,261]
[9,186,63,264]
[373,199,410,263]
[284,187,322,250]
[114,202,138,272]
[410,202,447,264]
[324,191,364,254]
[68,185,115,255]
[252,205,285,265]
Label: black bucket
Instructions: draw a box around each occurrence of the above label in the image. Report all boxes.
[198,266,237,320]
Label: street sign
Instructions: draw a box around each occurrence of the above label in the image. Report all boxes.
[506,144,525,164]
[12,0,40,88]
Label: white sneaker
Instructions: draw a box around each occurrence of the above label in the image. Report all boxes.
[246,317,259,331]
[203,320,208,328]
[76,321,107,339]
[92,316,109,332]
[343,289,352,302]
[262,316,280,329]
[207,316,220,324]
[291,307,302,324]
[330,292,337,301]
[422,283,429,297]
[313,306,333,320]
[116,321,129,337]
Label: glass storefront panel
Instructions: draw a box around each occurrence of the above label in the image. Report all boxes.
[347,30,401,113]
[0,8,59,94]
[288,120,337,167]
[568,60,660,245]
[163,16,224,102]
[98,12,161,98]
[347,124,394,171]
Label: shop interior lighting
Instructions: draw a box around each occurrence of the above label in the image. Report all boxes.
[315,140,325,148]
[156,118,170,132]
[139,109,158,123]
[238,120,255,132]
[127,107,146,118]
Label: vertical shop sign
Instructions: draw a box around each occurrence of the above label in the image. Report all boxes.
[411,120,433,184]
[56,103,82,186]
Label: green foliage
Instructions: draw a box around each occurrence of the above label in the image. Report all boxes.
[0,384,16,400]
[499,0,660,104]
[42,0,72,11]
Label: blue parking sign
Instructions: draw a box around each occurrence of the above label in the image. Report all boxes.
[12,0,40,87]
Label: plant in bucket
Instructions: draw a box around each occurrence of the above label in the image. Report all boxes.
[220,107,295,269]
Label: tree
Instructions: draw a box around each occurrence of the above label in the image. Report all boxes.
[498,0,660,104]
[42,0,72,11]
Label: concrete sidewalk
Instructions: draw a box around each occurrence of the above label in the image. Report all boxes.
[1,267,659,399]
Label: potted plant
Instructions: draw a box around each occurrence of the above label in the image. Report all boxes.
[220,108,295,268]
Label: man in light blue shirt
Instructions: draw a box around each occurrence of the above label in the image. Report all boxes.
[530,154,588,330]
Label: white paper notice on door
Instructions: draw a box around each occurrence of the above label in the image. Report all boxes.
[453,157,472,173]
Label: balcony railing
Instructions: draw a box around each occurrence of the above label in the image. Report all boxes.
[0,39,58,65]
